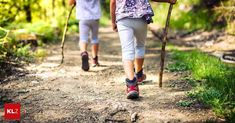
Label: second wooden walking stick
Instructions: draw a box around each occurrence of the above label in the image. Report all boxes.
[60,4,75,64]
[159,4,174,87]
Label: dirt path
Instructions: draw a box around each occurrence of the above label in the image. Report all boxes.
[0,27,221,122]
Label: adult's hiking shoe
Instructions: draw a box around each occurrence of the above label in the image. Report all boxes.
[81,51,89,71]
[126,78,139,99]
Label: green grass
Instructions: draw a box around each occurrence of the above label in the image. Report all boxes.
[33,48,47,58]
[168,50,235,121]
[177,100,193,107]
[15,44,31,57]
[166,61,189,72]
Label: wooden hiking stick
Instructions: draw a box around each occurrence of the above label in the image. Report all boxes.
[60,4,75,64]
[159,4,174,87]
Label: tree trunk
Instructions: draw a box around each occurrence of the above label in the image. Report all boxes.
[62,0,66,7]
[24,3,32,22]
[52,0,55,17]
[101,0,109,12]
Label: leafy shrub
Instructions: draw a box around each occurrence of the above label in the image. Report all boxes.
[7,21,61,43]
[0,27,33,62]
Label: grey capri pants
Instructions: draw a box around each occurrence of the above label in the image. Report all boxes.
[79,20,99,44]
[117,18,147,61]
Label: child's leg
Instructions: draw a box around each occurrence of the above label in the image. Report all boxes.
[90,20,100,58]
[135,58,144,73]
[117,20,135,80]
[79,20,90,71]
[117,18,139,99]
[123,61,135,80]
[79,20,90,52]
[90,20,100,66]
[91,44,99,59]
[134,19,147,82]
[91,44,99,66]
[79,43,88,53]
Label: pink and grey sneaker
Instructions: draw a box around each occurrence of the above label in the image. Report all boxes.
[136,69,146,83]
[81,51,89,71]
[92,56,100,67]
[126,78,139,99]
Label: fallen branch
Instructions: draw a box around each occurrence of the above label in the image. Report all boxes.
[60,4,75,64]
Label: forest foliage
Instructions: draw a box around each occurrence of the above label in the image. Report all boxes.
[152,0,235,33]
[0,0,68,62]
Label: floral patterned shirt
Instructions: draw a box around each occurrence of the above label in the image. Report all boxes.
[115,0,154,22]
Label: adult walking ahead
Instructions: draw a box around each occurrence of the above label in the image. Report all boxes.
[110,0,177,99]
[69,0,101,71]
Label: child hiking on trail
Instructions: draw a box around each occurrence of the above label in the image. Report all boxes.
[110,0,177,99]
[68,0,101,71]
